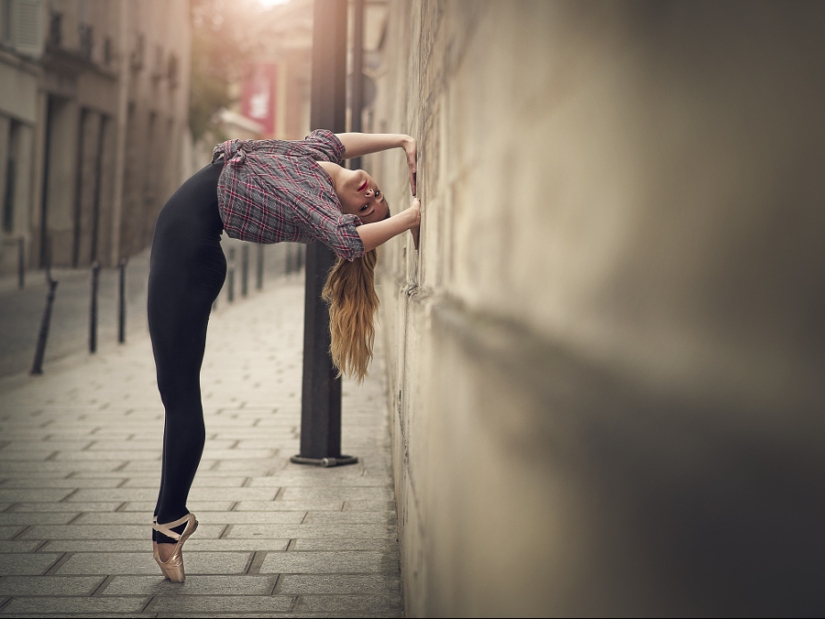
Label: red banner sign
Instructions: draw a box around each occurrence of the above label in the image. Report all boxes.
[241,63,278,136]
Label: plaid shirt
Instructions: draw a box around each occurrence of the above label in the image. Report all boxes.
[212,130,365,261]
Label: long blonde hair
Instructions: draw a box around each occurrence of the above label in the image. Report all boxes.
[322,249,379,383]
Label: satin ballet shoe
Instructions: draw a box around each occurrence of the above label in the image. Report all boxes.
[152,513,198,582]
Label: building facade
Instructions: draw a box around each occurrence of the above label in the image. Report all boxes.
[0,0,190,274]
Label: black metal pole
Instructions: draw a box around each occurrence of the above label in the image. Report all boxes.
[228,247,235,303]
[349,0,364,171]
[89,261,100,353]
[256,244,264,290]
[241,244,249,297]
[17,236,24,289]
[118,258,127,343]
[292,0,356,468]
[31,239,56,375]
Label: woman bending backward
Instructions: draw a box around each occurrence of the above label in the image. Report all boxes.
[147,130,419,581]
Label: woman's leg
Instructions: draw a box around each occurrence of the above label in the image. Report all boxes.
[148,161,225,544]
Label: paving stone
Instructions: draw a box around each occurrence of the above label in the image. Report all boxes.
[57,552,251,575]
[279,487,393,502]
[20,524,225,540]
[343,500,396,512]
[250,476,389,488]
[0,540,41,552]
[0,489,73,503]
[40,539,152,553]
[0,513,80,526]
[1,596,150,614]
[148,595,294,614]
[277,574,400,595]
[102,575,276,596]
[184,538,289,552]
[199,449,276,460]
[294,594,403,614]
[66,489,159,502]
[0,526,22,540]
[209,460,285,473]
[10,502,122,512]
[234,500,344,512]
[0,449,58,461]
[0,461,126,474]
[228,524,392,539]
[0,478,124,489]
[120,462,162,473]
[293,538,399,553]
[0,576,105,596]
[0,553,62,575]
[260,551,386,574]
[235,439,300,449]
[53,450,159,462]
[304,511,394,525]
[186,489,279,502]
[196,512,305,525]
[0,441,93,452]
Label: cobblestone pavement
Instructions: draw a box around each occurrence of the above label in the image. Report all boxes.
[0,273,402,617]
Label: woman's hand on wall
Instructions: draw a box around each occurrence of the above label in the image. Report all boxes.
[408,197,421,250]
[402,137,417,196]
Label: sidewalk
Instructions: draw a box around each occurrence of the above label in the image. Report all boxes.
[0,273,402,617]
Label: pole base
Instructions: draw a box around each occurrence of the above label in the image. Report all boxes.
[290,454,358,468]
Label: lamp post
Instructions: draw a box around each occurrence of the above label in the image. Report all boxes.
[292,0,357,468]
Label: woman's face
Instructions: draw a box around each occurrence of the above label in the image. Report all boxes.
[335,168,389,224]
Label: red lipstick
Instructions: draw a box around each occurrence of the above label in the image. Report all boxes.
[357,180,368,192]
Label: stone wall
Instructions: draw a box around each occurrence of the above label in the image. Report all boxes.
[370,1,825,615]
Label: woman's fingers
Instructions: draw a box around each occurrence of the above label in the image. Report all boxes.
[408,197,420,249]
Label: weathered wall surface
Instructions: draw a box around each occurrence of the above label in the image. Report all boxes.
[370,2,825,615]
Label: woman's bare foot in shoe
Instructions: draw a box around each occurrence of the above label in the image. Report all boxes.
[157,543,175,562]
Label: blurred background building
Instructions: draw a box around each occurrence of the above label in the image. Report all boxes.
[0,0,190,273]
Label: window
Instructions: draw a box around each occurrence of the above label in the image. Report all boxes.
[2,0,43,56]
[3,120,21,233]
[1,0,12,44]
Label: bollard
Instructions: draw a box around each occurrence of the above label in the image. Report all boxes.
[227,247,235,303]
[241,244,249,297]
[118,258,127,343]
[89,261,100,353]
[256,244,264,290]
[17,236,24,289]
[31,273,58,375]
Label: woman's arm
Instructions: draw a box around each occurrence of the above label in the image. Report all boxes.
[337,133,417,195]
[357,198,421,252]
[336,133,410,158]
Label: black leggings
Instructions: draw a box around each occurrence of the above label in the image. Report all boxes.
[148,160,226,541]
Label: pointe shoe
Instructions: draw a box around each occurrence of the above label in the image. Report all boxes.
[152,513,198,582]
